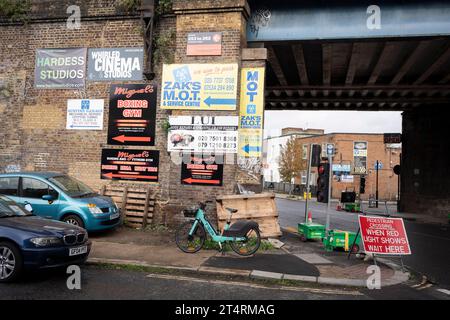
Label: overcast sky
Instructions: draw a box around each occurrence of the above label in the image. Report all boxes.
[263,111,403,137]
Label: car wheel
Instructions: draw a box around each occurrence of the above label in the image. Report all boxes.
[0,242,23,283]
[63,215,85,228]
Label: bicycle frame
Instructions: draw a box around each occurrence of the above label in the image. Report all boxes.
[188,208,246,243]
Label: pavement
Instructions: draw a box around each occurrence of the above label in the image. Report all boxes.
[88,225,410,288]
[275,196,450,292]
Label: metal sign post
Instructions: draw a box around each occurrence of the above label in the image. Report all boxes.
[304,144,314,223]
[325,144,334,232]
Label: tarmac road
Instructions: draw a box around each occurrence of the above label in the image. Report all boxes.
[276,197,450,289]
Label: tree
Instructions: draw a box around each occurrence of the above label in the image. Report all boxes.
[279,137,307,185]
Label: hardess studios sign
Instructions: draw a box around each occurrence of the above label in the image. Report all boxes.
[87,48,144,81]
[35,48,87,89]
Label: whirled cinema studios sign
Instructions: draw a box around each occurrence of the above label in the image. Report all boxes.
[87,48,144,81]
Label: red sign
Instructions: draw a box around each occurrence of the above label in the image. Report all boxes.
[358,216,411,255]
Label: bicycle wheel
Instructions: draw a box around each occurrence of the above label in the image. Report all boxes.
[230,227,261,256]
[175,221,206,253]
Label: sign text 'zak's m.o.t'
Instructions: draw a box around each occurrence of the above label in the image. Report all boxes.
[108,84,157,146]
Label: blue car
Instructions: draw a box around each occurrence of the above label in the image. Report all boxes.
[0,195,91,282]
[0,172,121,232]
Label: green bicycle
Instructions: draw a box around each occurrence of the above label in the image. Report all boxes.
[175,201,261,256]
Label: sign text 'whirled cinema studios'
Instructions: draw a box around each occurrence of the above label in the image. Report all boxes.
[108,84,157,146]
[181,154,224,186]
[87,48,144,81]
[35,48,87,89]
[239,67,265,158]
[101,149,159,182]
[168,116,238,153]
[161,64,238,110]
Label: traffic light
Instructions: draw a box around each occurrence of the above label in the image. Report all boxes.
[316,163,330,203]
[360,176,366,194]
[311,144,321,167]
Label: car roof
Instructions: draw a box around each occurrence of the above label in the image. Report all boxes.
[0,172,64,179]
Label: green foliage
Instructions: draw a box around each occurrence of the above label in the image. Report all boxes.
[156,0,172,15]
[0,0,31,22]
[116,0,141,12]
[153,29,176,65]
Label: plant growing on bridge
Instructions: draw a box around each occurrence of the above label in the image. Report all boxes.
[0,0,31,22]
[279,137,307,186]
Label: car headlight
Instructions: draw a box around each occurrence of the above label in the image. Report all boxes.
[87,203,103,214]
[30,237,63,247]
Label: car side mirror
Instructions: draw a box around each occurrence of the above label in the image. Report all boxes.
[42,194,56,201]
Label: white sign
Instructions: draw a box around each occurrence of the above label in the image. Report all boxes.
[340,175,354,183]
[168,116,238,153]
[66,99,104,130]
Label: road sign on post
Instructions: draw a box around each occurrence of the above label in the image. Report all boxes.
[358,216,411,255]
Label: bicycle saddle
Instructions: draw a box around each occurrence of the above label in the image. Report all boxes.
[226,207,238,213]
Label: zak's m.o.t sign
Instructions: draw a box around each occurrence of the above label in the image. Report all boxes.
[359,216,411,255]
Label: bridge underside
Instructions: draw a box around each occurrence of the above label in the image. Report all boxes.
[257,37,450,111]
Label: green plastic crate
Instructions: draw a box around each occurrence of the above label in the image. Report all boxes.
[323,229,361,252]
[298,223,326,242]
[344,203,361,212]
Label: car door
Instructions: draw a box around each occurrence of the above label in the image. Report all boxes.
[19,177,60,220]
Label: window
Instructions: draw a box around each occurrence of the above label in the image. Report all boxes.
[302,144,308,160]
[301,171,307,185]
[22,178,57,199]
[0,177,19,196]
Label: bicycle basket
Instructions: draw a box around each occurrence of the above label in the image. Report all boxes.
[182,207,197,217]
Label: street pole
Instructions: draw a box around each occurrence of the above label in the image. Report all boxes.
[325,154,333,232]
[376,160,379,208]
[304,144,313,223]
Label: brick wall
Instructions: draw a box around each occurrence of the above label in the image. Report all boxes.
[0,0,253,226]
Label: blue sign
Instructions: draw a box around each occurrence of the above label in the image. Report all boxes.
[374,161,383,170]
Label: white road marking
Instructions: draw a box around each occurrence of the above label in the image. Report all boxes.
[436,288,450,295]
[145,273,363,296]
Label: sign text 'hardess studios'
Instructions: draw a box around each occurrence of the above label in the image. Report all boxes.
[239,67,265,158]
[88,48,144,81]
[108,84,157,146]
[35,48,87,89]
[66,99,104,130]
[168,116,238,153]
[161,64,238,110]
[101,149,159,182]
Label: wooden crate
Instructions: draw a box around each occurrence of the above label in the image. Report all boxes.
[100,185,155,229]
[216,193,281,238]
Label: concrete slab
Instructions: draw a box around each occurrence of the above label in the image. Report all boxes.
[198,266,251,277]
[295,253,333,265]
[267,238,285,249]
[318,277,367,287]
[282,274,317,283]
[250,270,283,280]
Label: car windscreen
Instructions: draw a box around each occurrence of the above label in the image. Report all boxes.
[48,175,96,198]
[0,199,31,217]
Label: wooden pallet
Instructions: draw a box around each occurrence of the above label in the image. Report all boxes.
[216,193,282,238]
[100,185,155,229]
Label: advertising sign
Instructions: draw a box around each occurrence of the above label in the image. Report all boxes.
[161,64,238,110]
[66,99,104,130]
[359,216,411,255]
[107,84,157,146]
[339,175,354,183]
[353,141,368,174]
[332,164,351,174]
[384,133,402,144]
[187,32,222,56]
[101,149,159,182]
[168,116,238,153]
[238,67,265,158]
[87,48,144,81]
[181,154,224,186]
[35,48,87,89]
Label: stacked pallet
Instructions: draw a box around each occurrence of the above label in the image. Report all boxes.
[100,185,155,229]
[216,193,282,238]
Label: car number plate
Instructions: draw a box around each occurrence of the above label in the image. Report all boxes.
[69,246,88,256]
[110,212,120,220]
